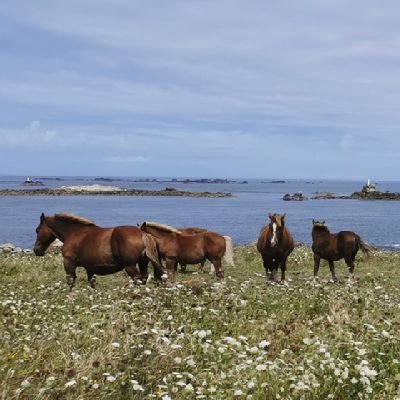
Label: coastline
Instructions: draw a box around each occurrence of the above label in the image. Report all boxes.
[0,186,232,198]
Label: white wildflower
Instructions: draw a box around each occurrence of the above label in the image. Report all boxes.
[248,346,259,354]
[132,381,144,391]
[259,340,270,349]
[21,379,31,388]
[64,379,77,388]
[186,357,196,367]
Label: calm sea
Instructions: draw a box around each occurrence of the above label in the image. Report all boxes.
[1,176,399,250]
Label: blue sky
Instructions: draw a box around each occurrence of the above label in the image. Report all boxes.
[1,0,400,179]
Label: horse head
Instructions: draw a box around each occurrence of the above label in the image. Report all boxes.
[312,219,328,229]
[312,219,330,236]
[268,213,286,247]
[33,213,56,256]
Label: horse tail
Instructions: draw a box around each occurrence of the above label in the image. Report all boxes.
[142,233,162,267]
[356,235,371,257]
[223,235,235,266]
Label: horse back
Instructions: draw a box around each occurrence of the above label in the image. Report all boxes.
[174,231,225,262]
[66,226,115,265]
[336,230,359,253]
[313,230,358,260]
[111,226,146,262]
[202,231,226,256]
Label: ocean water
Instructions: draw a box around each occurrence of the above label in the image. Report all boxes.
[1,175,399,250]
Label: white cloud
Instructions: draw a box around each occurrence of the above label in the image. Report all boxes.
[1,1,400,178]
[107,155,146,163]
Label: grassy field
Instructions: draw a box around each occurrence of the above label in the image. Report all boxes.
[0,246,399,400]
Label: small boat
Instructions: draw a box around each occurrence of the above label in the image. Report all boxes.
[22,177,44,186]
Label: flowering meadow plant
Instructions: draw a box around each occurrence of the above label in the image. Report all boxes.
[0,246,399,399]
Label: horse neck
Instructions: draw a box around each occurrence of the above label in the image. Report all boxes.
[145,227,178,248]
[312,228,330,242]
[46,218,92,242]
[267,223,284,244]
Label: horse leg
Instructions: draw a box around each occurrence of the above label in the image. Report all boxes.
[261,255,273,281]
[345,255,355,281]
[86,271,96,289]
[180,263,187,272]
[272,258,280,283]
[63,258,77,290]
[124,265,143,285]
[328,260,337,283]
[199,261,205,273]
[280,256,288,284]
[138,258,149,285]
[165,258,177,283]
[313,254,321,281]
[212,258,224,279]
[209,262,215,274]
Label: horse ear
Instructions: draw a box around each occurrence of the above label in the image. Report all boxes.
[40,213,45,223]
[312,219,315,225]
[322,220,325,225]
[268,213,273,219]
[282,214,286,220]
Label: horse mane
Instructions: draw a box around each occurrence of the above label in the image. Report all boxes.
[54,213,96,226]
[144,221,182,234]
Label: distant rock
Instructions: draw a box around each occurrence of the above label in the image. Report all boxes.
[350,190,400,200]
[0,186,232,198]
[49,238,63,252]
[312,192,340,200]
[283,192,308,201]
[0,243,15,253]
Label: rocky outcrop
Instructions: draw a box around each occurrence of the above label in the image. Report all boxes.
[0,186,232,198]
[0,243,32,254]
[283,192,308,201]
[350,190,400,200]
[311,192,350,200]
[0,243,16,253]
[312,190,400,200]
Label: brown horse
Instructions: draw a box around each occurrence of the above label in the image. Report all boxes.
[140,221,226,281]
[177,227,208,272]
[256,213,294,283]
[33,213,165,289]
[312,220,369,282]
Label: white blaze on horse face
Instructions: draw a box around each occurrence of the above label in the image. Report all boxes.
[271,223,277,247]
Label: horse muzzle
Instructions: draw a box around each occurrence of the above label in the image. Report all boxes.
[33,246,45,256]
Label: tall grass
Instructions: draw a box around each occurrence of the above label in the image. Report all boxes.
[0,246,399,399]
